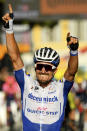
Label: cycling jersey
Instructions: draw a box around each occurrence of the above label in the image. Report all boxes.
[14,68,73,131]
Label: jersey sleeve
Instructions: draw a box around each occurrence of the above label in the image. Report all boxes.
[63,77,74,96]
[14,68,32,91]
[14,68,25,92]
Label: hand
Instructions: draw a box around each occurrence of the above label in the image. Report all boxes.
[66,32,79,51]
[2,4,14,29]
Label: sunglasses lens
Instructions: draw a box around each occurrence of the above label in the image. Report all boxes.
[36,64,53,71]
[45,65,52,71]
[36,64,43,70]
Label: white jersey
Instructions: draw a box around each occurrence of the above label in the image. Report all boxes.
[14,68,73,131]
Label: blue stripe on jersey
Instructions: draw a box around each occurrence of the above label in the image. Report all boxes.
[62,79,74,126]
[63,80,74,111]
[64,79,73,96]
[14,69,25,101]
[58,79,74,131]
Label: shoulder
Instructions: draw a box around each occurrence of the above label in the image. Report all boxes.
[14,67,30,77]
[25,71,31,77]
[54,77,73,86]
[53,78,64,84]
[59,79,63,83]
[52,78,64,87]
[14,67,32,83]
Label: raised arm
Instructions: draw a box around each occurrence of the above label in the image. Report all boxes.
[64,33,79,81]
[2,4,24,70]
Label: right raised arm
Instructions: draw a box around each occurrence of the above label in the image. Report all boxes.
[2,4,24,70]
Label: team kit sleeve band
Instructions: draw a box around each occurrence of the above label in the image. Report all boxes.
[3,12,14,34]
[70,50,78,56]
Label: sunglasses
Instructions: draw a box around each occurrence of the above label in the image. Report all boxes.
[36,64,56,72]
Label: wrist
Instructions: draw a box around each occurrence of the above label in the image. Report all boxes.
[5,19,13,34]
[70,50,78,56]
[6,30,13,34]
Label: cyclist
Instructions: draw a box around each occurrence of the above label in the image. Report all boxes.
[2,4,79,131]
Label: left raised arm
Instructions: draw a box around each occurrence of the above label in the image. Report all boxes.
[64,33,79,81]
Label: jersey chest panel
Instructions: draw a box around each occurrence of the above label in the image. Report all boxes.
[23,80,64,124]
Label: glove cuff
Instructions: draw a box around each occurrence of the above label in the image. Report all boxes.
[70,50,78,56]
[6,19,13,34]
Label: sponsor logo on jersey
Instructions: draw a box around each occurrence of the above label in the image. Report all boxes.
[48,90,56,94]
[34,86,39,90]
[28,93,58,103]
[59,79,63,83]
[37,107,47,111]
[25,71,30,77]
[27,108,58,116]
[48,86,56,94]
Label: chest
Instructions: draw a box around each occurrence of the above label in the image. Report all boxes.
[22,82,64,124]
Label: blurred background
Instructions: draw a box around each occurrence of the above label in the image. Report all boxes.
[0,0,87,131]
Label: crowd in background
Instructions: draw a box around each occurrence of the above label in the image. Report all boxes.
[62,78,87,131]
[0,54,87,131]
[0,54,22,131]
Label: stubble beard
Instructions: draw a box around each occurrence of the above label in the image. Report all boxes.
[37,74,54,87]
[37,78,52,85]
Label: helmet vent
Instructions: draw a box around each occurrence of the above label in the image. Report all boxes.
[52,51,57,58]
[34,47,60,67]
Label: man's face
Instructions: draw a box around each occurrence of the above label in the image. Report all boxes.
[35,62,57,86]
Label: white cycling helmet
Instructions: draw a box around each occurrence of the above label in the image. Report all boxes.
[34,47,60,67]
